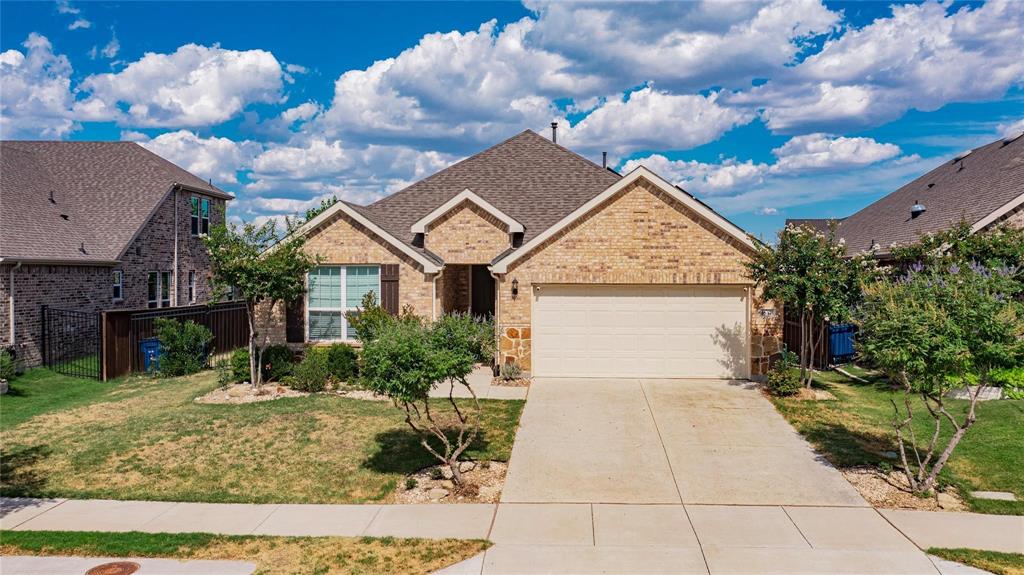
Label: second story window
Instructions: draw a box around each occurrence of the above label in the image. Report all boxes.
[191,197,210,236]
[112,270,123,301]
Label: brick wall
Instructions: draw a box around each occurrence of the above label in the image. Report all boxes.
[440,265,470,313]
[425,202,510,264]
[0,189,226,368]
[496,178,781,375]
[258,210,437,345]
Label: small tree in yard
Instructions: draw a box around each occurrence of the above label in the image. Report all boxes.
[204,219,315,388]
[361,313,489,486]
[857,262,1024,495]
[746,223,875,387]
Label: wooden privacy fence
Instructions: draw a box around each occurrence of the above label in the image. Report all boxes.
[101,301,249,380]
[782,307,858,367]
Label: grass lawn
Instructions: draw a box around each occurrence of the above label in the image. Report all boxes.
[0,530,488,575]
[770,368,1024,515]
[1,368,524,504]
[929,548,1024,575]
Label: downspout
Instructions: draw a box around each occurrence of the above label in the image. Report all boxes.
[490,270,502,373]
[7,261,20,346]
[172,186,180,306]
[431,268,445,321]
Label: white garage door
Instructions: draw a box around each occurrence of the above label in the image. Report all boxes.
[532,284,749,379]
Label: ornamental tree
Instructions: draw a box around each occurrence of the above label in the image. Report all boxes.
[856,262,1024,494]
[746,223,876,387]
[361,313,490,485]
[204,218,316,388]
[890,221,1024,289]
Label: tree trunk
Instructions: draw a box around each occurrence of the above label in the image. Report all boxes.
[806,310,817,388]
[246,299,261,388]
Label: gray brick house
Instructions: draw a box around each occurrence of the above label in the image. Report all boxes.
[0,141,233,368]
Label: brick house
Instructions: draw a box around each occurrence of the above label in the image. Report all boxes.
[790,131,1024,258]
[261,130,781,379]
[0,141,232,367]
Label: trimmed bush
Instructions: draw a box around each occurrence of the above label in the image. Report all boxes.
[324,344,358,382]
[230,348,250,382]
[993,367,1024,399]
[0,349,16,381]
[766,367,802,396]
[228,345,295,383]
[153,318,213,377]
[499,362,523,382]
[290,348,331,392]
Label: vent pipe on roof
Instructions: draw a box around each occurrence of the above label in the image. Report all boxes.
[550,121,558,144]
[911,200,926,219]
[602,152,607,168]
[49,191,56,204]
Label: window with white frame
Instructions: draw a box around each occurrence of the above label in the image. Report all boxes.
[148,271,172,308]
[191,196,210,236]
[112,270,123,300]
[188,270,196,303]
[307,265,380,341]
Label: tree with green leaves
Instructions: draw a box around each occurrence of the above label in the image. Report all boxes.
[889,221,1024,288]
[746,223,876,387]
[360,313,492,486]
[204,218,316,388]
[857,261,1024,494]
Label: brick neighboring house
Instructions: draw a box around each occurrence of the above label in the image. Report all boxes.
[0,141,233,368]
[788,132,1024,258]
[260,130,782,379]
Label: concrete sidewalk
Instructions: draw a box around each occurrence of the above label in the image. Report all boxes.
[0,556,256,575]
[4,497,1021,574]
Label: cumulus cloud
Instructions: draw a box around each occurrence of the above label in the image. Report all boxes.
[526,0,840,92]
[77,43,286,127]
[562,87,753,158]
[0,33,77,138]
[56,0,79,14]
[734,0,1024,132]
[771,133,901,172]
[1000,118,1024,138]
[136,130,260,185]
[68,18,91,30]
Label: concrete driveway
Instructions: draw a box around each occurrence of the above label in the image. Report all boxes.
[501,378,865,506]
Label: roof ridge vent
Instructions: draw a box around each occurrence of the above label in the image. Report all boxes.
[1003,131,1023,146]
[952,149,972,163]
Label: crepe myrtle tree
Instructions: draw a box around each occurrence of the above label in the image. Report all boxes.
[746,223,875,387]
[361,313,493,486]
[856,261,1024,495]
[204,217,316,388]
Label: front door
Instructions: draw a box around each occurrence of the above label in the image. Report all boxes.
[470,264,495,319]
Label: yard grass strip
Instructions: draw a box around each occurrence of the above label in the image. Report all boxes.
[1,369,524,504]
[929,548,1024,575]
[769,369,1024,515]
[0,529,489,575]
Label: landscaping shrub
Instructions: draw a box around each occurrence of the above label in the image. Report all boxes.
[0,349,16,381]
[433,312,495,364]
[765,347,801,397]
[228,345,294,383]
[499,362,523,382]
[290,348,332,392]
[992,367,1024,399]
[346,291,393,343]
[324,343,358,382]
[153,318,214,377]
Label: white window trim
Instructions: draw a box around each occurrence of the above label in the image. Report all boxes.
[112,270,123,302]
[191,196,211,237]
[410,189,524,234]
[306,265,381,343]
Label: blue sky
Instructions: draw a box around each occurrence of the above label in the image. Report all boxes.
[2,1,1022,241]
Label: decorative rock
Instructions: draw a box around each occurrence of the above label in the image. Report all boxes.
[441,467,454,480]
[459,461,476,473]
[0,379,8,395]
[427,488,449,501]
[882,451,899,460]
[970,490,1018,501]
[937,492,959,509]
[440,480,455,489]
[227,385,250,398]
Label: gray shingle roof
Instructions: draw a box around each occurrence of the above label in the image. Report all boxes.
[361,130,620,254]
[836,134,1024,256]
[0,141,231,264]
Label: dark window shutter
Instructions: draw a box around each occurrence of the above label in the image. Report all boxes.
[285,297,305,343]
[380,264,400,315]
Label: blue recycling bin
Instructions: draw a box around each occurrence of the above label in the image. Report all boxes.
[140,338,162,373]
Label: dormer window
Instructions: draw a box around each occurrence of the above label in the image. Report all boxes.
[191,196,210,236]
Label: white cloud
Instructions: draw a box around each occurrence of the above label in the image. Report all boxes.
[525,0,840,92]
[0,33,77,138]
[56,0,79,14]
[101,32,119,59]
[68,18,91,30]
[735,0,1024,132]
[77,43,286,127]
[137,130,260,185]
[771,133,901,172]
[756,207,779,215]
[562,87,753,158]
[1000,118,1024,138]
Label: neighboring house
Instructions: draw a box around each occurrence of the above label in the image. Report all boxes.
[789,132,1024,258]
[262,130,781,379]
[0,141,233,367]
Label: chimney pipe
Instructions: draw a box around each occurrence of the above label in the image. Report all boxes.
[550,121,558,144]
[602,152,607,169]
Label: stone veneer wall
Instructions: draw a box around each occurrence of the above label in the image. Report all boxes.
[0,190,226,367]
[496,178,782,376]
[259,210,437,346]
[425,202,510,264]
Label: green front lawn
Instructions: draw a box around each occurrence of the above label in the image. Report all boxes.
[0,530,489,575]
[929,548,1024,575]
[770,368,1024,515]
[1,368,524,504]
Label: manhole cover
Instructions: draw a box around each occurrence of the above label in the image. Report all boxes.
[85,561,141,575]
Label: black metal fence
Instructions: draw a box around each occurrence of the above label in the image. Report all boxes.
[41,305,102,380]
